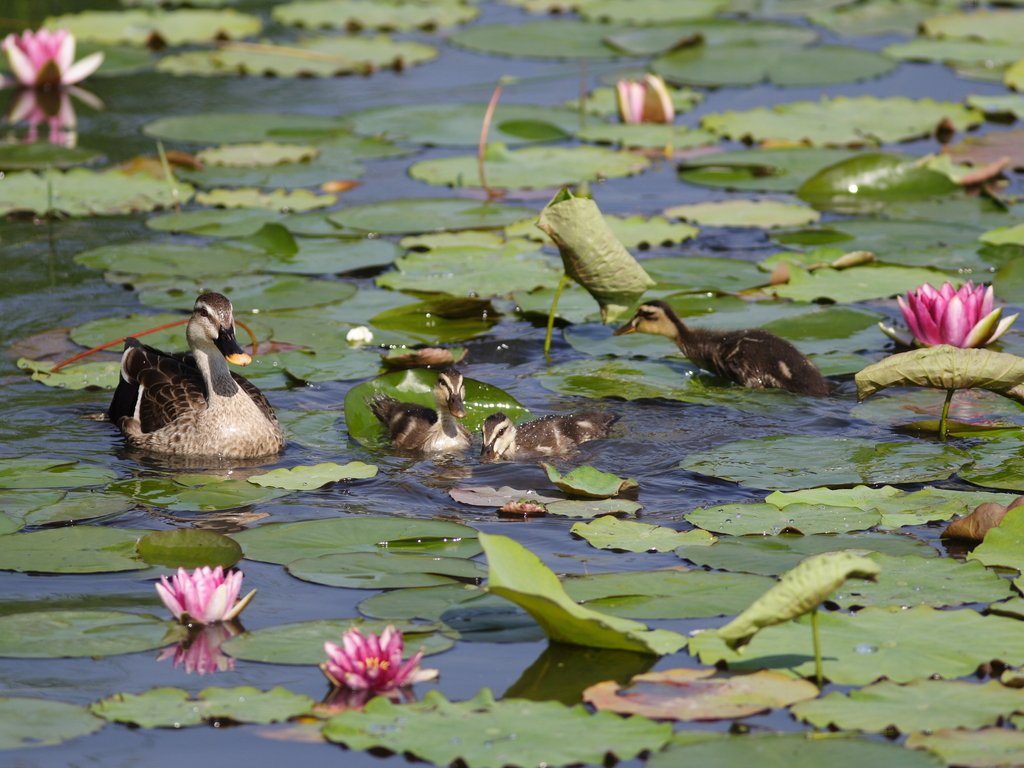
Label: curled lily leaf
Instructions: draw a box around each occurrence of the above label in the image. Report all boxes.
[536,188,655,323]
[855,345,1024,405]
[718,551,880,651]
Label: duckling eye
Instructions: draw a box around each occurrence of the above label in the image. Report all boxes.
[497,427,507,437]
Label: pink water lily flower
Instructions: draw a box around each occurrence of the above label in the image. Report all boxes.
[616,74,674,124]
[321,625,439,696]
[879,281,1018,348]
[155,565,256,625]
[2,28,103,88]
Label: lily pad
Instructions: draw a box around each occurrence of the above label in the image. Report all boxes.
[687,502,881,536]
[272,0,479,31]
[369,297,500,344]
[604,19,819,55]
[0,526,149,574]
[689,604,1024,684]
[136,529,243,569]
[577,124,715,151]
[410,144,650,190]
[267,238,401,275]
[323,688,672,767]
[90,686,315,728]
[0,168,193,217]
[539,358,697,401]
[571,517,708,553]
[17,358,121,390]
[480,532,686,655]
[233,517,482,563]
[905,728,1024,768]
[665,199,820,228]
[922,9,1024,44]
[0,697,105,750]
[134,274,356,312]
[773,263,961,303]
[286,551,487,588]
[110,476,281,511]
[0,610,182,658]
[343,103,592,147]
[812,0,959,36]
[678,148,871,192]
[194,188,336,212]
[702,97,983,147]
[450,20,631,59]
[344,368,529,447]
[358,583,510,622]
[680,435,972,490]
[885,39,1024,68]
[143,112,352,144]
[75,240,270,277]
[641,255,767,291]
[45,8,262,45]
[0,143,103,171]
[329,198,535,234]
[449,486,562,507]
[580,0,727,23]
[584,668,818,721]
[0,458,116,489]
[543,464,637,498]
[546,499,644,517]
[220,618,453,664]
[247,462,378,490]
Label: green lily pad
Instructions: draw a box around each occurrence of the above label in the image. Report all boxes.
[676,532,936,576]
[358,583,509,622]
[702,96,984,147]
[653,43,895,87]
[233,517,482,563]
[772,263,962,302]
[75,240,270,277]
[110,476,281,512]
[967,94,1024,120]
[194,188,336,211]
[329,198,535,235]
[562,569,775,620]
[323,688,672,766]
[368,296,500,344]
[344,368,529,447]
[450,20,631,59]
[604,19,819,55]
[147,209,291,237]
[692,604,1024,684]
[640,255,767,291]
[246,462,378,490]
[134,274,356,312]
[600,215,700,247]
[680,435,972,490]
[272,0,479,30]
[196,142,319,167]
[649,733,942,768]
[0,697,105,750]
[0,610,182,658]
[543,464,637,499]
[885,39,1024,67]
[449,486,562,508]
[665,199,820,228]
[221,618,453,664]
[0,458,116,489]
[546,499,644,517]
[267,238,401,275]
[143,112,353,144]
[687,502,881,536]
[812,0,960,36]
[923,8,1024,44]
[136,529,243,569]
[678,148,874,192]
[0,143,103,171]
[0,168,193,217]
[343,103,593,147]
[17,358,121,390]
[0,514,21,536]
[539,359,698,401]
[580,0,727,23]
[479,532,686,655]
[90,686,315,728]
[905,728,1024,768]
[45,8,262,45]
[969,506,1024,572]
[286,551,487,588]
[0,527,148,574]
[576,124,716,151]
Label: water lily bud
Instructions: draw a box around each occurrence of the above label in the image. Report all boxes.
[347,326,374,346]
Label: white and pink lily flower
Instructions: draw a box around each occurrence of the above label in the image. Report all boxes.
[2,28,103,88]
[879,280,1018,348]
[321,625,438,696]
[155,565,256,625]
[615,74,674,124]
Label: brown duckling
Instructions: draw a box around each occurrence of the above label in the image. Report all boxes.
[613,300,829,397]
[481,410,618,460]
[108,292,284,458]
[368,367,472,453]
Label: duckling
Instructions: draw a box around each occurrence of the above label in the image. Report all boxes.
[108,292,285,458]
[613,300,829,397]
[368,367,472,453]
[481,410,618,460]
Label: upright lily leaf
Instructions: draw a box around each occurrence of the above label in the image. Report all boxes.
[856,346,1024,405]
[479,532,687,655]
[536,189,656,323]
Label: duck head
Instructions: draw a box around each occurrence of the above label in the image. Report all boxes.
[434,367,467,418]
[613,300,681,340]
[481,411,515,460]
[188,292,251,365]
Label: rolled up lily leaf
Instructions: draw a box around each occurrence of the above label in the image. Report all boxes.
[718,551,880,651]
[536,188,655,323]
[856,345,1024,405]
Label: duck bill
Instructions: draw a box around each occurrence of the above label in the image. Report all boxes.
[216,325,251,366]
[612,322,637,337]
[448,394,467,419]
[480,444,498,461]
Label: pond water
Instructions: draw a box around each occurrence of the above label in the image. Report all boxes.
[4,0,1024,765]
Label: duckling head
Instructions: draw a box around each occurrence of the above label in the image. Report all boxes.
[189,292,251,366]
[434,367,467,418]
[613,300,682,341]
[481,411,516,460]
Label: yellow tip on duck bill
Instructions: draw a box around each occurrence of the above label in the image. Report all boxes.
[448,395,467,419]
[225,352,252,366]
[612,323,637,337]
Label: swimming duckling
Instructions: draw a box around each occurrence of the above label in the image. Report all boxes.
[108,292,285,458]
[481,410,618,460]
[368,367,472,453]
[613,300,829,397]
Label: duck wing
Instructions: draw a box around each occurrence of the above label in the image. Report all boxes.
[109,338,207,433]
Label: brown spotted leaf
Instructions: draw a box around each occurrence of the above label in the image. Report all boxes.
[943,496,1024,541]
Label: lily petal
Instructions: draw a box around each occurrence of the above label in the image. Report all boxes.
[62,51,103,85]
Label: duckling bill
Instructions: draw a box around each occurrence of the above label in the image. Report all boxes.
[108,292,285,458]
[614,300,829,397]
[368,367,472,453]
[482,410,618,460]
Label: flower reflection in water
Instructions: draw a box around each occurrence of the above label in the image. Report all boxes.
[158,622,239,676]
[4,86,102,148]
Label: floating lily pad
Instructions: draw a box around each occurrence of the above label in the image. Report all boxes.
[545,499,643,517]
[543,464,637,499]
[143,112,352,144]
[221,618,453,664]
[773,264,963,303]
[812,0,959,36]
[0,168,193,216]
[272,0,479,30]
[136,529,243,569]
[640,255,767,291]
[680,436,972,490]
[885,39,1024,68]
[247,462,377,490]
[110,475,281,512]
[967,94,1024,120]
[905,728,1024,768]
[676,532,936,576]
[923,9,1024,44]
[369,296,500,344]
[0,143,103,171]
[665,199,820,228]
[450,20,631,59]
[795,678,1024,733]
[75,240,270,277]
[580,0,727,23]
[358,583,509,622]
[233,517,482,563]
[194,188,336,211]
[71,312,190,352]
[267,238,400,275]
[702,97,983,147]
[0,526,150,574]
[578,124,717,151]
[605,19,819,55]
[135,274,356,312]
[0,610,181,658]
[562,569,775,620]
[343,103,591,147]
[45,8,262,45]
[196,142,319,167]
[344,368,529,447]
[449,486,562,507]
[329,198,535,234]
[0,697,105,750]
[584,668,818,721]
[90,686,315,728]
[677,148,872,192]
[286,551,487,588]
[17,358,121,390]
[687,502,880,536]
[0,458,116,489]
[539,359,697,401]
